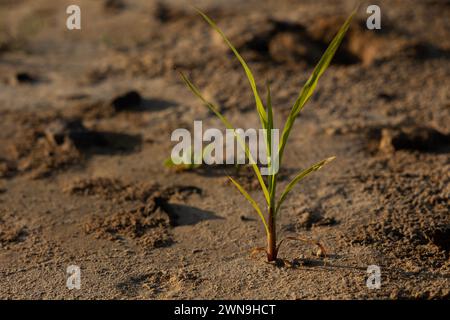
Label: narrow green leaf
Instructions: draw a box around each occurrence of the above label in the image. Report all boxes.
[194,7,267,130]
[179,71,233,129]
[228,176,269,236]
[179,71,271,205]
[266,83,276,203]
[278,10,356,164]
[266,83,274,151]
[275,156,336,215]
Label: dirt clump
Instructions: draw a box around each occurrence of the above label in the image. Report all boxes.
[401,42,450,61]
[69,177,202,249]
[14,72,39,85]
[65,177,151,201]
[84,197,175,248]
[307,16,397,66]
[2,113,142,178]
[110,90,142,112]
[211,15,393,66]
[4,116,83,179]
[0,217,28,248]
[103,0,126,13]
[0,160,15,178]
[296,210,337,230]
[70,90,143,119]
[371,126,450,154]
[65,177,201,203]
[153,2,188,23]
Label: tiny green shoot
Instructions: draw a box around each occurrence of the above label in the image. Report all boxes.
[180,8,356,261]
[164,144,214,171]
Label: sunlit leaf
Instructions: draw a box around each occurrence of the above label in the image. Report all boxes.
[179,72,271,204]
[278,10,356,164]
[228,176,269,236]
[195,7,268,130]
[275,156,336,215]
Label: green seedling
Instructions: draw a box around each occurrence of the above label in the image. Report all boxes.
[180,8,356,262]
[164,145,210,171]
[164,144,244,172]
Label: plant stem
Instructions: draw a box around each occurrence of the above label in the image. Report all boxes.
[267,206,277,261]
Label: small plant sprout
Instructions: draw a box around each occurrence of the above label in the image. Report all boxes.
[180,8,356,262]
[164,144,214,172]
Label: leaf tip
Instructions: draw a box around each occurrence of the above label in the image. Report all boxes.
[325,156,336,164]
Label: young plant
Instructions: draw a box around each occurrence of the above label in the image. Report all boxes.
[164,143,243,172]
[164,144,213,171]
[180,8,356,262]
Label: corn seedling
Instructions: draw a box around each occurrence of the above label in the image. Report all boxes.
[164,144,212,171]
[180,8,356,262]
[164,144,244,172]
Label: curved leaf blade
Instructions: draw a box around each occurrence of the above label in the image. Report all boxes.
[275,156,336,215]
[228,176,269,236]
[266,83,276,202]
[278,10,356,164]
[179,72,271,205]
[194,7,268,130]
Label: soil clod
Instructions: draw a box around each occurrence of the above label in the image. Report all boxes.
[111,90,142,112]
[15,72,39,84]
[84,199,174,249]
[0,218,28,248]
[68,177,203,249]
[376,126,450,154]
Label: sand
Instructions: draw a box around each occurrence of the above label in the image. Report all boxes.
[0,0,449,299]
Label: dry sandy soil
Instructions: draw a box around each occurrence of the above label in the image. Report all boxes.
[0,0,449,299]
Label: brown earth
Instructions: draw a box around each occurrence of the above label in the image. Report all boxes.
[0,0,449,299]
